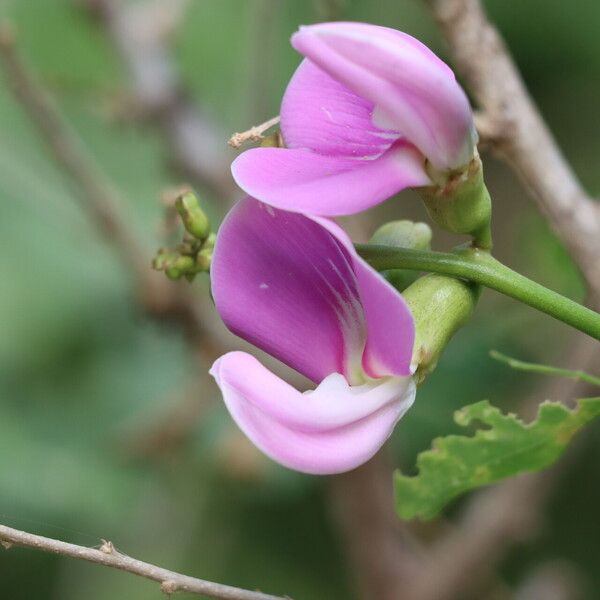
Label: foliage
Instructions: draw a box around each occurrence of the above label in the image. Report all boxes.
[395,398,600,520]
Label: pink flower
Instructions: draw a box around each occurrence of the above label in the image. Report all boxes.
[232,22,476,217]
[209,197,416,474]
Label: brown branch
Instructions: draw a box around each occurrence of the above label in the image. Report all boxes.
[404,2,600,598]
[0,523,289,600]
[515,560,589,600]
[81,0,234,200]
[409,473,551,600]
[328,451,425,600]
[424,0,600,293]
[0,20,230,356]
[326,217,427,600]
[0,22,147,286]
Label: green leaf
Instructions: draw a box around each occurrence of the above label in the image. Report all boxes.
[395,397,600,520]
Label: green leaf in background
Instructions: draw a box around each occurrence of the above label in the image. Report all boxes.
[395,397,600,520]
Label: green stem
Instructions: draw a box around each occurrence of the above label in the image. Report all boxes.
[489,350,600,387]
[356,244,600,342]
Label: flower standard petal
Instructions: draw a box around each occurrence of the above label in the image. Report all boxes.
[211,197,415,383]
[231,143,429,217]
[291,22,476,170]
[211,197,365,383]
[281,59,401,158]
[210,351,416,475]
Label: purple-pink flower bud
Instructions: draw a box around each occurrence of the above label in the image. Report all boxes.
[232,22,477,217]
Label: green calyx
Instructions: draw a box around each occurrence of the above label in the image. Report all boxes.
[402,274,480,382]
[260,130,284,148]
[419,154,492,250]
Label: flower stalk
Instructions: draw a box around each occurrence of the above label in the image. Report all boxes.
[356,244,600,341]
[490,350,600,387]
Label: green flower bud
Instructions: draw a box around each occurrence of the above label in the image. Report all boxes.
[152,248,177,272]
[153,191,214,282]
[196,247,213,272]
[165,255,195,280]
[202,232,216,251]
[403,274,480,382]
[370,220,432,250]
[369,220,432,292]
[175,191,211,241]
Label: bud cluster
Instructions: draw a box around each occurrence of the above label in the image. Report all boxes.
[152,190,214,281]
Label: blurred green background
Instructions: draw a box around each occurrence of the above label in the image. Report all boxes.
[0,0,599,598]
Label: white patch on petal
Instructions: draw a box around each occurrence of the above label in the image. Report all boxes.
[372,105,400,132]
[321,106,334,122]
[257,202,277,217]
[284,221,367,384]
[210,351,417,474]
[303,372,416,426]
[324,258,366,382]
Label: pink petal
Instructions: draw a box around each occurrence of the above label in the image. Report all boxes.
[291,22,476,170]
[231,142,429,217]
[281,59,401,159]
[211,198,415,382]
[210,351,416,475]
[211,197,364,383]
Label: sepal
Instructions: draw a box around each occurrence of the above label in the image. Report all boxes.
[419,154,492,249]
[403,274,480,381]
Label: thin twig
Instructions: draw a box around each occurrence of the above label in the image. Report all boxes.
[0,21,148,285]
[0,20,230,355]
[228,116,281,149]
[81,0,234,200]
[489,350,600,388]
[0,523,288,600]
